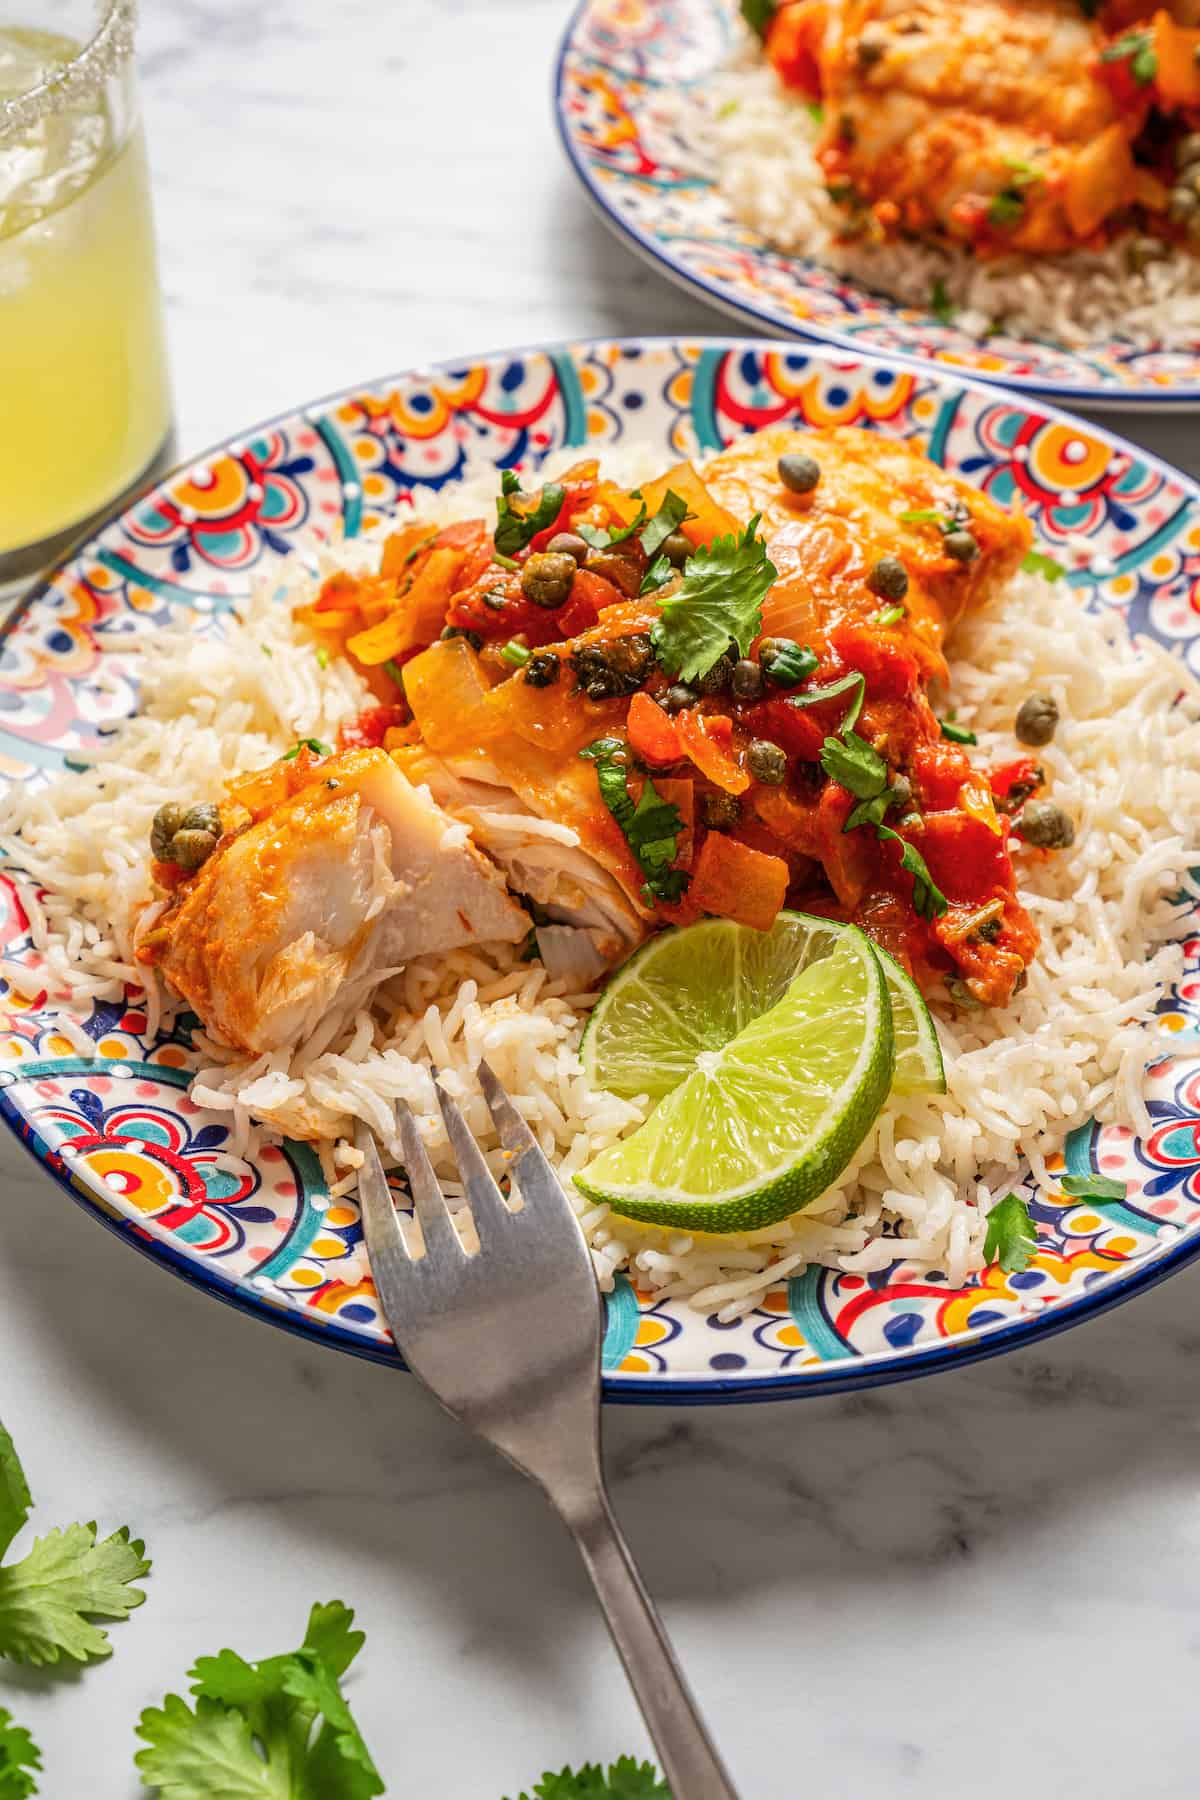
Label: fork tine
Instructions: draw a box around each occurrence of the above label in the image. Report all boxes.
[432,1074,510,1243]
[476,1059,575,1221]
[353,1118,409,1265]
[396,1100,463,1262]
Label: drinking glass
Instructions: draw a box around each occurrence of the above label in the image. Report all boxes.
[0,0,173,598]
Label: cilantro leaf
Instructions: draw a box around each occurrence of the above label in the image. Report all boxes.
[876,825,949,920]
[281,738,331,761]
[136,1601,381,1800]
[929,278,956,325]
[0,1428,31,1563]
[987,189,1026,227]
[508,1758,670,1800]
[1021,549,1065,582]
[639,553,674,596]
[1059,1173,1128,1201]
[0,1708,40,1799]
[495,471,566,558]
[844,790,896,833]
[639,491,690,562]
[819,730,888,800]
[0,1522,149,1666]
[1100,29,1157,83]
[788,670,865,734]
[938,718,977,745]
[983,1192,1038,1273]
[739,0,777,40]
[650,518,777,683]
[580,740,687,905]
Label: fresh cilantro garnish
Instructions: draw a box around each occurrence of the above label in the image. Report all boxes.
[135,1600,382,1799]
[1100,29,1157,82]
[1001,154,1043,186]
[872,604,905,628]
[844,789,898,832]
[0,1708,39,1798]
[819,730,888,800]
[876,825,949,920]
[0,1427,149,1668]
[507,1758,670,1800]
[1021,549,1065,582]
[898,508,953,527]
[983,1192,1038,1272]
[789,670,865,734]
[650,517,778,683]
[1060,1173,1128,1201]
[929,278,956,325]
[987,189,1026,227]
[740,0,777,40]
[282,738,332,761]
[580,739,688,905]
[315,645,329,670]
[495,470,566,558]
[939,718,977,745]
[804,99,824,125]
[639,490,690,561]
[640,553,674,596]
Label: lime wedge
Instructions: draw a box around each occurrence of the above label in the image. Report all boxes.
[876,946,946,1097]
[576,926,893,1232]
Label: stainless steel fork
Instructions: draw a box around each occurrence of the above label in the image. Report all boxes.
[353,1062,740,1800]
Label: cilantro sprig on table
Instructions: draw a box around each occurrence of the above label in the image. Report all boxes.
[983,1192,1038,1273]
[0,1709,40,1799]
[580,739,688,905]
[508,1758,670,1799]
[0,1421,149,1668]
[650,518,778,684]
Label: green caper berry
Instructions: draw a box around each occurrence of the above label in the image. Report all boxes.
[150,803,186,862]
[700,791,741,830]
[695,649,737,695]
[943,530,979,564]
[662,531,692,568]
[524,651,561,688]
[747,740,787,785]
[777,452,821,495]
[947,977,983,1010]
[731,658,765,702]
[1016,799,1075,850]
[866,556,909,601]
[171,828,218,871]
[545,532,589,566]
[662,682,698,713]
[521,551,577,609]
[180,802,221,838]
[1014,693,1058,747]
[889,773,912,811]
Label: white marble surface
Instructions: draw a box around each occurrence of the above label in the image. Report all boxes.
[8,1,1200,1794]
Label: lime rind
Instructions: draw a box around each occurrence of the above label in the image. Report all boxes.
[576,927,895,1232]
[876,946,946,1097]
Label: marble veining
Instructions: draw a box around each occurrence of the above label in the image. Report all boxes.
[6,0,1200,1793]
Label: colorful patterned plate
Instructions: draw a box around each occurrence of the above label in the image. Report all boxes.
[3,337,1200,1403]
[556,0,1200,409]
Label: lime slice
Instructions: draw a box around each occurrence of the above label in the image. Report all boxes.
[876,946,946,1097]
[581,911,943,1102]
[576,926,894,1232]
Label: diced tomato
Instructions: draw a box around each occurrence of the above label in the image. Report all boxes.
[741,696,825,762]
[437,519,493,590]
[828,621,919,703]
[989,755,1043,803]
[337,703,410,751]
[910,735,974,813]
[912,812,1014,907]
[626,692,681,767]
[315,570,376,614]
[765,0,826,96]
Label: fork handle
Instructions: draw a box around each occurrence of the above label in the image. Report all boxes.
[563,1485,740,1799]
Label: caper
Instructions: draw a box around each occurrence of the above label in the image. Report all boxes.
[524,651,561,688]
[731,658,765,702]
[180,802,221,838]
[1015,799,1075,850]
[777,451,822,495]
[695,649,737,695]
[747,739,787,785]
[1177,132,1200,168]
[662,531,693,568]
[545,531,589,566]
[172,828,218,871]
[569,632,655,701]
[521,551,577,609]
[889,773,913,811]
[856,33,885,65]
[700,791,741,829]
[1014,693,1058,747]
[584,548,641,597]
[866,555,909,601]
[943,529,979,564]
[1169,185,1199,223]
[661,682,698,713]
[150,802,186,862]
[758,637,817,686]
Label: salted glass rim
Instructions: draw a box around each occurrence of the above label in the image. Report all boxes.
[0,0,135,140]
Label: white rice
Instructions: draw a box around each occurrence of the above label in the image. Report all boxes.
[682,35,1200,350]
[2,448,1198,1320]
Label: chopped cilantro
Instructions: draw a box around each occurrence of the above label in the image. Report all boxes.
[135,1600,383,1799]
[740,0,777,40]
[281,738,332,761]
[507,1760,670,1800]
[877,825,949,920]
[1100,29,1157,83]
[872,604,905,627]
[494,470,566,558]
[1001,154,1044,186]
[650,516,778,683]
[819,729,888,800]
[1021,549,1066,582]
[929,278,956,325]
[639,553,674,596]
[315,645,329,670]
[805,99,824,125]
[983,1191,1038,1272]
[788,670,865,733]
[1060,1173,1128,1201]
[844,789,898,832]
[580,739,688,905]
[987,189,1026,227]
[939,718,977,745]
[898,508,953,527]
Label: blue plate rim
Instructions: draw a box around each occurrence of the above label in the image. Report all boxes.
[550,0,1200,412]
[7,329,1200,1403]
